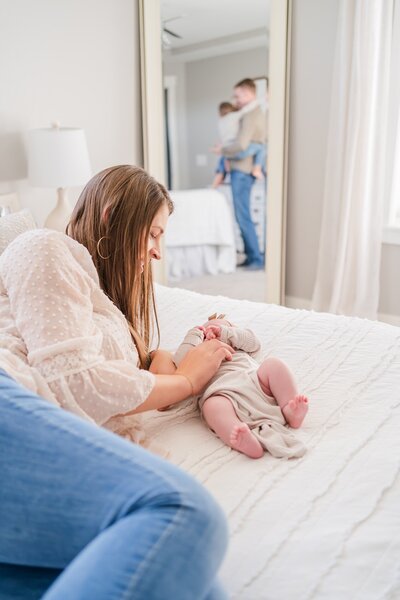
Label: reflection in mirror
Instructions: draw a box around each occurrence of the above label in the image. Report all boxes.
[160,0,270,301]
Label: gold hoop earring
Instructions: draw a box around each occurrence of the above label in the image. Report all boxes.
[96,236,111,260]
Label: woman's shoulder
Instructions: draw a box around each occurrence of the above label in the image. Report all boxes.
[0,229,98,283]
[3,227,67,251]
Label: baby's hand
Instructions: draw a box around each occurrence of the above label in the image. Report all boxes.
[204,325,221,340]
[210,143,222,155]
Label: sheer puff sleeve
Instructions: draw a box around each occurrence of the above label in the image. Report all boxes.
[0,229,155,423]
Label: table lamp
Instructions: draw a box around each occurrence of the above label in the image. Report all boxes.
[27,123,91,231]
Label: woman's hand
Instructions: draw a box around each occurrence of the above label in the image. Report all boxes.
[128,340,234,414]
[176,339,234,395]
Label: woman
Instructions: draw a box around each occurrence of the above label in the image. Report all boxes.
[0,165,233,598]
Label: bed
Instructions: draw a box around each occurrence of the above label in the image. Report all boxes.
[143,284,400,599]
[165,188,236,281]
[0,211,399,598]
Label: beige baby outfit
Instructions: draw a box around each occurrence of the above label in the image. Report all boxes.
[174,326,306,458]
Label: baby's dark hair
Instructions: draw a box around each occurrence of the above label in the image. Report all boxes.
[218,102,237,116]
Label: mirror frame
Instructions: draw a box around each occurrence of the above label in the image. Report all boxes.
[139,0,291,304]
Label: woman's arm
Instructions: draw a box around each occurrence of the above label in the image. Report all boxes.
[149,350,177,375]
[0,230,156,422]
[127,339,234,414]
[149,350,178,411]
[0,230,234,420]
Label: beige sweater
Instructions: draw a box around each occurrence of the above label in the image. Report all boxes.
[222,104,267,174]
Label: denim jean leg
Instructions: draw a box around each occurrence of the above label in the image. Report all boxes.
[0,371,228,600]
[230,169,262,264]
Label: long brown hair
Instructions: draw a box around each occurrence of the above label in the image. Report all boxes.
[67,165,173,369]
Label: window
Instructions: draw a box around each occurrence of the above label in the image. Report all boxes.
[384,0,400,242]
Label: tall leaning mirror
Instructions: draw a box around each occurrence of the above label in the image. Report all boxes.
[139,0,290,304]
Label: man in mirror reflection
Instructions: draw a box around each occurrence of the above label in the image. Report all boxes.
[212,102,266,187]
[213,78,267,271]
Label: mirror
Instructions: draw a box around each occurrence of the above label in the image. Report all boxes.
[139,0,290,304]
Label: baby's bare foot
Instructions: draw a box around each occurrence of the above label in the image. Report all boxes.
[282,394,309,428]
[229,423,264,459]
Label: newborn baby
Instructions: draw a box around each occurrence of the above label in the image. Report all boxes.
[172,314,308,459]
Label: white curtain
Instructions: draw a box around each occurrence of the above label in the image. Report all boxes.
[312,0,394,319]
[388,0,400,225]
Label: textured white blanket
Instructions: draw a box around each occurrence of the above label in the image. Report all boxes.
[144,285,400,599]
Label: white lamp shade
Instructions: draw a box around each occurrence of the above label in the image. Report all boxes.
[27,127,91,188]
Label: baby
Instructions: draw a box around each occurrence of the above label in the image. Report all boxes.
[211,101,266,188]
[151,314,308,459]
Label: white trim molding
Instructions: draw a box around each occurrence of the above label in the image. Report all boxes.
[266,0,291,305]
[138,0,167,284]
[163,75,180,190]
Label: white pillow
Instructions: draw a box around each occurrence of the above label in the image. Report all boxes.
[0,209,37,255]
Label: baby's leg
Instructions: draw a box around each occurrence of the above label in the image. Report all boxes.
[212,156,226,188]
[257,357,308,428]
[252,144,266,179]
[212,172,225,188]
[202,395,263,459]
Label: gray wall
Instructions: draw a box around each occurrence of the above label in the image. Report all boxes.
[286,0,338,302]
[165,47,268,190]
[286,0,400,318]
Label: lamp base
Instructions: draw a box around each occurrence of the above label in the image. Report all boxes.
[45,188,71,232]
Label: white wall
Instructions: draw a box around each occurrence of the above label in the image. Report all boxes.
[286,0,400,320]
[0,0,142,226]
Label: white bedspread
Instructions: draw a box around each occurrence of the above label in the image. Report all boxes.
[166,188,235,247]
[165,189,236,280]
[144,285,400,599]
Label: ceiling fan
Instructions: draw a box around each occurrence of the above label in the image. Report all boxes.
[162,16,183,42]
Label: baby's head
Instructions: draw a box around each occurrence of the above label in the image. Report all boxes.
[218,101,237,117]
[203,312,233,328]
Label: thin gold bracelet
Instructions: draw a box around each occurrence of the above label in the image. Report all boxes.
[178,373,195,397]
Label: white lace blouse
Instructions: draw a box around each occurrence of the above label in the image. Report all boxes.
[0,229,155,435]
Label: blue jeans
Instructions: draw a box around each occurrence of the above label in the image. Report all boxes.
[230,170,263,265]
[0,371,228,600]
[216,143,266,174]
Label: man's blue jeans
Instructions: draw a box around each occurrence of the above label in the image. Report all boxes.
[0,371,228,600]
[230,169,263,265]
[216,143,266,174]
